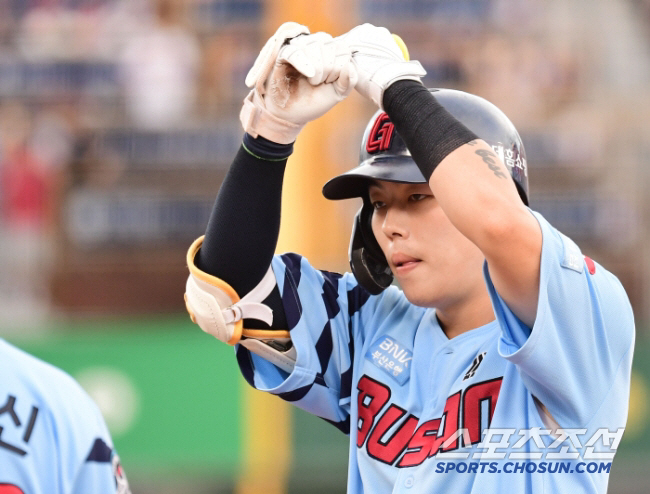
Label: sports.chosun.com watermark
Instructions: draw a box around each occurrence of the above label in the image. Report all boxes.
[430,427,624,461]
[434,461,612,475]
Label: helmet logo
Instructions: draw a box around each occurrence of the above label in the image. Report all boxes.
[491,144,527,177]
[366,113,395,153]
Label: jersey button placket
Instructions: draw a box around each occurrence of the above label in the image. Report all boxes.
[404,475,415,489]
[427,348,454,410]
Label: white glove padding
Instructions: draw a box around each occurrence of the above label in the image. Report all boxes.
[240,25,358,144]
[339,24,426,109]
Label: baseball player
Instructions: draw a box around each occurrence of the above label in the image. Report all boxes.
[185,23,635,493]
[0,339,130,494]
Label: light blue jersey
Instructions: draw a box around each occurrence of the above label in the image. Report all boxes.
[235,211,635,493]
[0,340,130,494]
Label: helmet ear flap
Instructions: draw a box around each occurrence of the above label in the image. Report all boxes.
[349,205,393,295]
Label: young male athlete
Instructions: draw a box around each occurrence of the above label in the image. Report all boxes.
[0,339,130,493]
[184,23,635,493]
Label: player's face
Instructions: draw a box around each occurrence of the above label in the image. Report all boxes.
[369,181,487,310]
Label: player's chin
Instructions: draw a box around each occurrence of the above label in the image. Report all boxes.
[399,278,438,308]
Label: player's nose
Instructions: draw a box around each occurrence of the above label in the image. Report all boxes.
[381,206,410,239]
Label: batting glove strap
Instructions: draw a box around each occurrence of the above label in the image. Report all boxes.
[185,236,276,345]
[366,61,427,109]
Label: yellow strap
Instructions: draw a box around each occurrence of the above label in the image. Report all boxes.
[186,236,241,304]
[242,328,291,340]
[392,34,410,61]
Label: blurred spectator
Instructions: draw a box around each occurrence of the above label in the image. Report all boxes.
[119,0,201,129]
[0,101,70,326]
[1,135,49,229]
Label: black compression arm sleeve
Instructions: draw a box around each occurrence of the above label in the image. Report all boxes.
[383,81,478,180]
[195,135,290,329]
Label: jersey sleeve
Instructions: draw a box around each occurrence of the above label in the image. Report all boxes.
[66,386,131,494]
[235,253,386,434]
[71,427,130,494]
[484,210,635,428]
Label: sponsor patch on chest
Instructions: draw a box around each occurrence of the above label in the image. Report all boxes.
[366,336,412,385]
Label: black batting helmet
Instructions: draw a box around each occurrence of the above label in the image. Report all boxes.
[322,88,529,295]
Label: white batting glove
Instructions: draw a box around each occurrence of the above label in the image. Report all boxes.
[240,22,358,144]
[339,24,426,109]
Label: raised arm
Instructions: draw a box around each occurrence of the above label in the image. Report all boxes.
[185,23,358,367]
[344,25,541,327]
[384,82,542,328]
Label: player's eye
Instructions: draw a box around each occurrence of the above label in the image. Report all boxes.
[409,194,428,202]
[371,200,385,210]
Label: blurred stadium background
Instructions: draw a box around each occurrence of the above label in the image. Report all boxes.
[0,0,649,492]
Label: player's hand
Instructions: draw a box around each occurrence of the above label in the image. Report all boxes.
[240,22,358,144]
[338,24,426,109]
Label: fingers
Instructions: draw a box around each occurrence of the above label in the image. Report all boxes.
[333,60,358,97]
[278,32,331,80]
[278,33,354,87]
[338,23,402,61]
[324,39,349,84]
[312,40,335,85]
[245,22,310,91]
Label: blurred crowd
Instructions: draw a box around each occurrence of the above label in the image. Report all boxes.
[0,0,259,325]
[0,0,648,328]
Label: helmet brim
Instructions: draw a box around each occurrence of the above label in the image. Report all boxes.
[322,156,427,200]
[322,88,529,205]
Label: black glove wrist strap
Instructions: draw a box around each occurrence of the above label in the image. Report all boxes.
[383,81,478,181]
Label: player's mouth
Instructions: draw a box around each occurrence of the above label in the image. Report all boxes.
[391,253,422,274]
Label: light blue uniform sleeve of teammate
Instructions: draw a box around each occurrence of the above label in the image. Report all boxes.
[235,252,406,433]
[483,210,636,429]
[0,340,130,494]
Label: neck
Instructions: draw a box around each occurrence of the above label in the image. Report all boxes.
[436,290,495,339]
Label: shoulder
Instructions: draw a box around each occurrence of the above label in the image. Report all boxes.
[533,210,631,301]
[2,339,91,399]
[532,210,635,340]
[0,339,110,440]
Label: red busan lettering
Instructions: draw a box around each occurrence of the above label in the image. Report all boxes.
[356,375,503,468]
[398,418,440,467]
[463,378,503,445]
[366,405,418,464]
[0,485,24,494]
[429,391,462,455]
[357,375,391,447]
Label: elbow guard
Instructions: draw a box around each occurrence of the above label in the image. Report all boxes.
[185,237,296,372]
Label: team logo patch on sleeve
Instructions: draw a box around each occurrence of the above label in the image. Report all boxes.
[112,452,131,494]
[366,336,412,385]
[559,232,584,273]
[86,439,131,493]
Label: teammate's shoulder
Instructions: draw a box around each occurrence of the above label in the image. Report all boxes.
[0,339,103,418]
